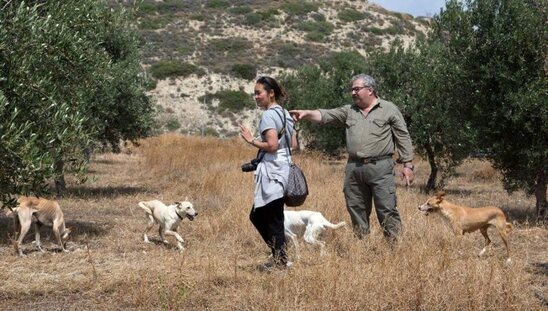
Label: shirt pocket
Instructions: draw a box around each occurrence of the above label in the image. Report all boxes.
[371,119,388,136]
[345,118,357,128]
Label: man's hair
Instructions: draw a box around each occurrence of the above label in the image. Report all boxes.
[351,74,377,95]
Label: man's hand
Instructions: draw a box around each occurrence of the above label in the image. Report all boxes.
[289,110,322,123]
[401,166,414,187]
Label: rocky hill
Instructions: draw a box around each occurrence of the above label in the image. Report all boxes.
[118,0,430,137]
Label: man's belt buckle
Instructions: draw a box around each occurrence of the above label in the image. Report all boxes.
[362,157,376,164]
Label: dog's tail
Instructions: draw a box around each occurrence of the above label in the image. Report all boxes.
[325,221,346,230]
[138,202,153,215]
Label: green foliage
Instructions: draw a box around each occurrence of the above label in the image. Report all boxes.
[367,40,476,191]
[200,90,255,112]
[231,63,257,80]
[433,0,546,213]
[138,16,172,30]
[0,0,154,200]
[207,0,229,9]
[281,1,318,16]
[165,118,182,131]
[244,13,263,25]
[228,5,252,15]
[407,0,548,216]
[338,8,368,22]
[208,37,252,54]
[297,20,334,42]
[282,51,368,154]
[149,61,206,79]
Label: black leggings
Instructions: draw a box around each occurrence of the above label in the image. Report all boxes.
[249,197,287,265]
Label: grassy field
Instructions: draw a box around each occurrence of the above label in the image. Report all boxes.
[0,134,546,310]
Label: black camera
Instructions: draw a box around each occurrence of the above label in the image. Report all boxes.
[241,157,262,172]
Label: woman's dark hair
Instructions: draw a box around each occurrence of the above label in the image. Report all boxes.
[256,76,287,104]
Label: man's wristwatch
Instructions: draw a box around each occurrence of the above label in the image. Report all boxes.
[403,163,414,171]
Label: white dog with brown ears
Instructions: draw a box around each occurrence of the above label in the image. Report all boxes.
[138,199,197,251]
[418,191,513,263]
[12,196,71,256]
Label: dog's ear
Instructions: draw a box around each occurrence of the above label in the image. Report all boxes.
[184,196,189,202]
[436,191,446,199]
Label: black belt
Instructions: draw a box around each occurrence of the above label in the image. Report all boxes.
[350,154,393,164]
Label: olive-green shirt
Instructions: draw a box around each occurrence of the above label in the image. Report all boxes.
[319,98,414,163]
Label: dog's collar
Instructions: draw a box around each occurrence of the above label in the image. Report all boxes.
[175,211,185,220]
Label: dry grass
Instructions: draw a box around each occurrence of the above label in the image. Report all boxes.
[0,134,546,310]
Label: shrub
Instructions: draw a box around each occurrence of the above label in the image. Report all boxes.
[298,20,334,42]
[311,12,326,22]
[231,63,257,80]
[281,1,318,16]
[244,12,262,25]
[204,127,220,137]
[338,8,367,22]
[138,16,172,30]
[190,14,205,21]
[165,118,181,131]
[208,37,251,53]
[149,60,206,80]
[228,5,252,15]
[207,0,229,9]
[200,90,255,112]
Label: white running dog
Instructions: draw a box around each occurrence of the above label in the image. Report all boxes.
[138,199,197,250]
[284,210,346,258]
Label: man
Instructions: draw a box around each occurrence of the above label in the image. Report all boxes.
[289,74,414,239]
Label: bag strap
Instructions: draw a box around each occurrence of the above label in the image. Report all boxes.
[273,108,293,165]
[256,106,288,163]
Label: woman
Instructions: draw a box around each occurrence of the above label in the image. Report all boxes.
[239,76,297,269]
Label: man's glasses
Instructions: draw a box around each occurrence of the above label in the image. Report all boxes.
[350,86,370,93]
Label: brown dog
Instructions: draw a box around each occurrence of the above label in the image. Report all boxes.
[12,196,71,256]
[418,191,512,262]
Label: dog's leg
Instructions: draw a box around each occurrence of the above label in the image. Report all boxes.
[164,230,185,250]
[304,225,326,255]
[285,231,300,260]
[143,214,155,243]
[478,227,491,257]
[16,217,32,256]
[159,225,168,245]
[496,221,511,262]
[53,219,68,253]
[13,213,20,240]
[34,222,44,252]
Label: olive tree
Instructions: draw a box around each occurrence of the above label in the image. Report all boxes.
[434,0,547,220]
[0,0,153,200]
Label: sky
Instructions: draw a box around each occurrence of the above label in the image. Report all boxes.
[371,0,447,17]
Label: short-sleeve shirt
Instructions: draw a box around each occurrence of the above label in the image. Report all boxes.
[319,98,413,163]
[253,105,295,208]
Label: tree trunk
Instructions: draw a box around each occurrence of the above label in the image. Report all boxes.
[424,143,438,193]
[535,168,547,223]
[54,160,66,198]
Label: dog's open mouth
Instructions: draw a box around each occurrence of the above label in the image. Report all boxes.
[418,206,432,216]
[186,214,196,221]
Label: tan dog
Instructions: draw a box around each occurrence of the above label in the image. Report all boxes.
[138,199,197,251]
[13,196,71,256]
[418,191,512,262]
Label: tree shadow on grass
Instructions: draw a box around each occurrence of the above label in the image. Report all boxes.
[64,185,153,200]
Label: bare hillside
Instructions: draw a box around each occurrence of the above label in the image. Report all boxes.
[118,0,430,136]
